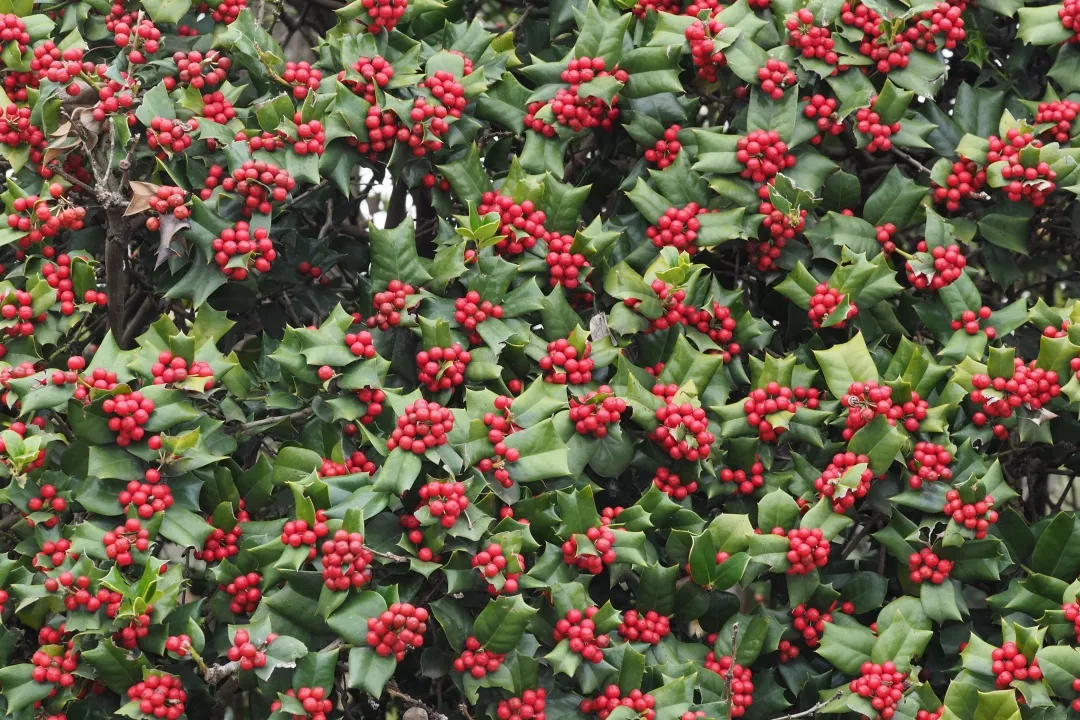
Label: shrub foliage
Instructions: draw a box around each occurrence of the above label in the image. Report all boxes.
[2,0,1080,719]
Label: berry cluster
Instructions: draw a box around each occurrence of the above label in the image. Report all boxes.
[907,442,953,488]
[272,687,333,720]
[841,2,913,73]
[290,114,326,156]
[32,645,78,689]
[703,654,754,715]
[650,400,714,460]
[341,55,395,102]
[986,130,1055,205]
[1061,0,1080,42]
[908,547,953,584]
[553,606,610,662]
[34,537,73,570]
[103,392,155,446]
[933,157,988,212]
[362,0,407,33]
[145,185,190,232]
[166,50,230,91]
[617,609,670,644]
[580,687,656,720]
[119,470,172,520]
[970,360,1061,435]
[992,643,1041,688]
[757,59,797,100]
[472,542,523,594]
[454,290,503,344]
[151,351,213,387]
[479,191,550,257]
[855,99,901,153]
[720,461,766,495]
[203,161,296,216]
[126,675,186,719]
[320,530,374,591]
[842,381,928,439]
[563,525,617,574]
[221,572,262,615]
[354,387,386,426]
[366,603,429,660]
[943,490,998,539]
[454,636,505,678]
[416,344,470,392]
[787,11,839,66]
[849,662,908,720]
[527,58,626,134]
[353,106,401,159]
[210,221,275,281]
[786,527,829,574]
[103,518,150,566]
[569,386,627,438]
[7,193,86,249]
[1036,100,1080,143]
[693,302,741,362]
[113,18,161,65]
[26,484,66,527]
[164,634,192,657]
[752,200,805,271]
[282,61,322,99]
[544,232,590,291]
[226,628,274,671]
[950,305,995,337]
[742,384,821,442]
[388,399,455,453]
[645,125,682,168]
[281,511,330,559]
[1063,602,1080,643]
[497,690,547,720]
[418,480,469,528]
[201,91,237,124]
[910,2,966,51]
[368,280,415,329]
[808,285,856,329]
[804,95,844,144]
[146,117,196,155]
[792,603,834,647]
[653,467,698,499]
[906,241,967,290]
[540,337,594,384]
[737,130,796,183]
[815,451,875,512]
[196,521,241,562]
[646,202,709,254]
[685,16,728,83]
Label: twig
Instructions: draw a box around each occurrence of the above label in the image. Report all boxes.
[507,6,532,33]
[726,622,740,687]
[318,198,335,240]
[120,296,159,348]
[891,147,932,176]
[48,163,96,195]
[236,407,313,432]
[367,547,410,563]
[118,133,142,191]
[771,690,845,720]
[387,683,449,720]
[459,702,475,720]
[1051,473,1078,513]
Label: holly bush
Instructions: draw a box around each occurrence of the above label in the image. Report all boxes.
[7,0,1080,719]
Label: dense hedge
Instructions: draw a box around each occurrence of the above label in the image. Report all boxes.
[2,0,1080,719]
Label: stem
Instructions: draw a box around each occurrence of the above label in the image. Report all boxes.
[237,407,314,432]
[387,683,449,720]
[367,547,410,563]
[386,180,409,228]
[105,207,131,344]
[771,690,845,720]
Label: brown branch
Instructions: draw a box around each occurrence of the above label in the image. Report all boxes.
[368,547,410,563]
[771,690,845,720]
[387,683,448,720]
[236,407,313,432]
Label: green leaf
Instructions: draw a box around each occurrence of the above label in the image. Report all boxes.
[817,621,875,674]
[813,332,878,398]
[369,219,433,289]
[347,647,396,697]
[472,595,538,653]
[848,415,907,475]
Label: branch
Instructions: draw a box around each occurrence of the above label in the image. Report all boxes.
[387,683,448,720]
[771,690,844,720]
[236,407,313,432]
[368,547,410,563]
[891,148,932,176]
